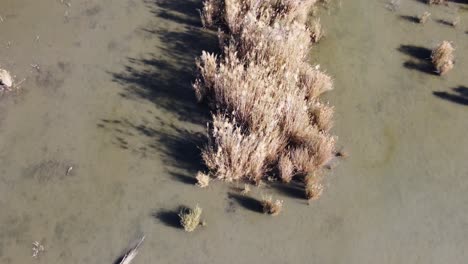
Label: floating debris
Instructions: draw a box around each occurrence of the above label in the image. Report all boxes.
[31,64,40,71]
[119,236,145,264]
[0,68,13,92]
[32,241,45,258]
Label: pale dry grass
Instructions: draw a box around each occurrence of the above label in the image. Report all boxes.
[196,172,210,188]
[431,41,455,75]
[308,18,324,43]
[305,172,324,200]
[418,12,431,24]
[195,0,336,198]
[179,205,203,232]
[261,195,283,215]
[428,0,445,5]
[0,68,13,92]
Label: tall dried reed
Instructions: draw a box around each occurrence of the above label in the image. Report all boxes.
[195,0,336,199]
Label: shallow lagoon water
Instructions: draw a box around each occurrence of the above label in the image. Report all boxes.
[0,0,467,263]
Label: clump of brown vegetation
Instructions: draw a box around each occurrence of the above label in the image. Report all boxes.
[179,205,203,232]
[195,0,336,199]
[305,172,324,200]
[428,0,446,5]
[196,172,210,188]
[261,195,283,216]
[418,12,431,24]
[431,41,455,75]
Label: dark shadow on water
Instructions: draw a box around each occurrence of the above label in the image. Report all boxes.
[170,171,198,185]
[112,0,218,125]
[270,180,305,200]
[98,118,207,174]
[398,45,437,75]
[399,15,420,23]
[146,0,202,27]
[227,193,263,213]
[433,86,468,106]
[398,45,431,60]
[152,209,182,229]
[436,19,454,27]
[105,0,218,177]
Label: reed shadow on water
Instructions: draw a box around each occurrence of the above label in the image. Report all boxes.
[270,180,305,200]
[104,0,218,176]
[147,0,203,27]
[227,193,264,213]
[112,0,217,124]
[399,15,419,23]
[152,208,183,229]
[98,117,208,174]
[398,44,437,75]
[433,86,468,106]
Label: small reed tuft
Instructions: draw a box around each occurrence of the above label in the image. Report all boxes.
[179,205,203,232]
[431,41,455,75]
[261,195,283,216]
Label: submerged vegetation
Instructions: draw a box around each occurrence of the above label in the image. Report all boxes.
[194,0,336,200]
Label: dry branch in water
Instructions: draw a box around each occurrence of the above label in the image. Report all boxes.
[119,236,145,264]
[431,41,455,75]
[195,0,336,199]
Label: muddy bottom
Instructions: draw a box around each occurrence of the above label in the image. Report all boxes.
[0,0,467,263]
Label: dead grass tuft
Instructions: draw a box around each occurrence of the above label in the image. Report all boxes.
[305,172,324,200]
[418,12,431,24]
[428,0,446,5]
[261,195,283,215]
[179,205,203,232]
[431,41,455,75]
[196,172,210,188]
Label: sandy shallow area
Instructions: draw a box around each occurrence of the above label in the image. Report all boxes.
[0,0,467,263]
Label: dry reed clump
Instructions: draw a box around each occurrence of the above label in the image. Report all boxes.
[431,41,455,75]
[418,12,431,24]
[196,172,210,188]
[179,205,203,232]
[261,195,283,215]
[195,0,336,198]
[305,172,324,200]
[428,0,445,5]
[308,19,324,43]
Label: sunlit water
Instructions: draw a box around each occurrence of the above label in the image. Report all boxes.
[0,0,467,263]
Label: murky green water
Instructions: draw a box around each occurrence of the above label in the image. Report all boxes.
[0,0,467,263]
